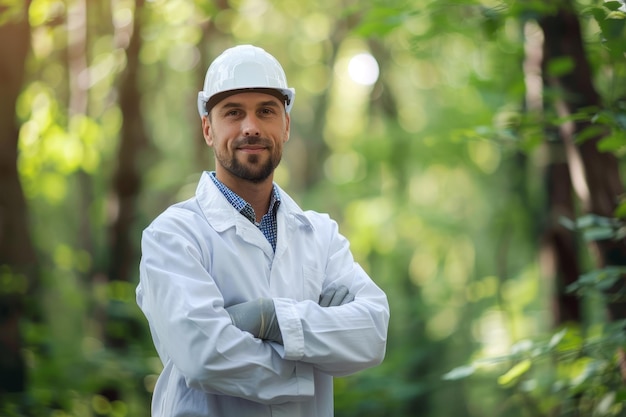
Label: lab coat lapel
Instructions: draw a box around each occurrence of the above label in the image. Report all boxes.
[195,172,239,232]
[235,216,274,258]
[274,185,314,261]
[196,172,274,256]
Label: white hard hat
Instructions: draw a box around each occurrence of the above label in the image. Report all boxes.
[197,44,295,117]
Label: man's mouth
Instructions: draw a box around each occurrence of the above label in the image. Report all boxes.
[236,138,270,153]
[238,145,266,153]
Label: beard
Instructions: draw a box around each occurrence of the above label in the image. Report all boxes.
[216,137,282,183]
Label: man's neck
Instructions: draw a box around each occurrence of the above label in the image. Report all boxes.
[216,171,273,222]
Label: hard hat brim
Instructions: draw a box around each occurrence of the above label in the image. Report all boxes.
[198,87,295,117]
[207,88,290,113]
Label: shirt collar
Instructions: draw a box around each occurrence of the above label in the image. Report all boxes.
[209,171,281,222]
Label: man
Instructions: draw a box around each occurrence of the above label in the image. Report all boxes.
[136,44,389,417]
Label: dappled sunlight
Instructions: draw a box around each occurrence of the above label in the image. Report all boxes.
[18,86,103,200]
[347,53,379,86]
[408,165,483,222]
[427,307,459,341]
[465,275,499,303]
[323,150,366,185]
[85,50,127,91]
[409,235,475,316]
[297,62,332,95]
[398,101,428,133]
[112,2,133,28]
[300,12,332,41]
[30,25,54,59]
[466,138,501,174]
[167,43,201,72]
[344,197,397,256]
[4,0,624,415]
[324,41,377,149]
[408,60,441,90]
[473,309,512,358]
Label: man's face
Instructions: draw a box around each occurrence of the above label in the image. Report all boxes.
[202,91,290,185]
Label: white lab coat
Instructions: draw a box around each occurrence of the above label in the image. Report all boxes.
[136,171,389,417]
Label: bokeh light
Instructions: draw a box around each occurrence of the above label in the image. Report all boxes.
[347,52,379,86]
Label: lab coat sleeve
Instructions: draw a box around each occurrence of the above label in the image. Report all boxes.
[273,216,390,377]
[137,211,314,404]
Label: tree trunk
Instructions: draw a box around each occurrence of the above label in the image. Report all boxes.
[540,148,583,324]
[109,0,149,285]
[538,1,626,323]
[522,18,583,326]
[0,1,36,397]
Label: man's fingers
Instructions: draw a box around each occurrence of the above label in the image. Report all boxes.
[329,285,349,306]
[319,287,335,307]
[340,291,355,305]
[319,285,354,307]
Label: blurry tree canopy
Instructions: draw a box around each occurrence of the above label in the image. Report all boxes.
[0,0,625,416]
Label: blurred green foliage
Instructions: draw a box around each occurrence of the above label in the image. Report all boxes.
[1,0,626,416]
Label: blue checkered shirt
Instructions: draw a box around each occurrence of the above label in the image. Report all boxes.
[209,172,280,252]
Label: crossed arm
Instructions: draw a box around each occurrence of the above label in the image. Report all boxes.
[225,286,355,344]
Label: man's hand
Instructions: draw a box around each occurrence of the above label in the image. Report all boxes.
[227,286,354,344]
[226,298,283,344]
[318,285,354,307]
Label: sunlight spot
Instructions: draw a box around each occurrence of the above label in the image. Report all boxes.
[324,151,365,184]
[409,247,438,287]
[467,139,501,174]
[112,5,133,29]
[473,309,511,357]
[427,308,458,340]
[302,13,331,41]
[348,53,379,86]
[167,43,200,72]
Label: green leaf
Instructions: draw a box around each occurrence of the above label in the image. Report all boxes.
[574,124,607,144]
[560,214,620,241]
[567,267,626,293]
[615,388,626,402]
[596,392,616,415]
[607,10,626,19]
[548,328,568,350]
[510,339,533,355]
[497,359,531,387]
[614,201,626,219]
[576,214,615,228]
[352,7,411,37]
[598,130,626,152]
[583,226,616,242]
[546,56,575,77]
[605,1,625,11]
[558,216,576,231]
[442,365,476,381]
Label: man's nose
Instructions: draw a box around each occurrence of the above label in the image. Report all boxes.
[242,115,261,136]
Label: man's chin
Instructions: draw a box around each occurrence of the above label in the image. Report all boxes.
[229,165,274,183]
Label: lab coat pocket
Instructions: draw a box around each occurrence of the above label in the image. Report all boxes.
[302,265,324,302]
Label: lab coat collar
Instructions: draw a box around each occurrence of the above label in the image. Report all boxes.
[195,171,315,232]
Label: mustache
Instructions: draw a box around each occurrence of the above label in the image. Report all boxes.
[234,137,272,147]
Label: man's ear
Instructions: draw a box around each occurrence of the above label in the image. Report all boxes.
[284,113,291,143]
[202,115,213,146]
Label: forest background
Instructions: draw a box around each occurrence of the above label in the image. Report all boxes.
[1,0,626,416]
